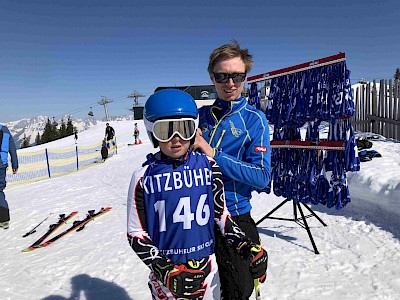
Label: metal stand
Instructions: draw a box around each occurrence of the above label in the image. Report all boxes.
[256,199,327,254]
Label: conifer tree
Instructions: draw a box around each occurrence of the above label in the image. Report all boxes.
[395,68,400,80]
[59,118,67,138]
[41,118,53,144]
[35,132,41,145]
[51,118,59,140]
[66,116,74,136]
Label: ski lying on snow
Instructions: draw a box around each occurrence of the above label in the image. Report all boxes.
[26,207,112,251]
[22,211,78,252]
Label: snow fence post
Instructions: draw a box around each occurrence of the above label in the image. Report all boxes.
[45,148,51,178]
[75,146,79,171]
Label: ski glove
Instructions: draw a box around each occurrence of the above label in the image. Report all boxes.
[249,244,268,282]
[153,259,206,299]
[237,242,268,282]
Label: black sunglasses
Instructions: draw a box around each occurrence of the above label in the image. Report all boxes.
[212,72,247,83]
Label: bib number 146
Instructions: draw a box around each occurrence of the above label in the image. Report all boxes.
[154,194,210,232]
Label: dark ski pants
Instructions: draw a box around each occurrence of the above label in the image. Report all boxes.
[215,212,260,300]
[0,167,10,222]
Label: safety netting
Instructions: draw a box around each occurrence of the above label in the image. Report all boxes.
[6,137,117,186]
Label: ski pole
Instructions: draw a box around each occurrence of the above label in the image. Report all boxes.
[254,279,261,300]
[22,214,52,238]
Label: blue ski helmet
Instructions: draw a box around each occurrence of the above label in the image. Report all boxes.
[144,89,199,147]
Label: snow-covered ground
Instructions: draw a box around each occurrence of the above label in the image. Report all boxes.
[1,120,399,300]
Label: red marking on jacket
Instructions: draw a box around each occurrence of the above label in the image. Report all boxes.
[254,146,268,153]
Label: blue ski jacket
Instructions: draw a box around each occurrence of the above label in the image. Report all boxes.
[198,97,271,216]
[0,125,18,169]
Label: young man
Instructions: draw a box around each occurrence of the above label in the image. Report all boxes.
[192,41,271,299]
[0,124,19,229]
[127,89,267,300]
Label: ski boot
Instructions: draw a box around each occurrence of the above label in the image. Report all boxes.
[0,221,10,229]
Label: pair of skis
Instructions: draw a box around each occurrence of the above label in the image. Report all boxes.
[22,207,112,252]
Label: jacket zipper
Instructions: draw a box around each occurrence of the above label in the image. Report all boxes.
[209,103,233,146]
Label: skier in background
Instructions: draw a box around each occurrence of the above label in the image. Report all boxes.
[0,124,19,229]
[100,139,108,162]
[105,123,115,141]
[127,89,268,300]
[133,123,141,144]
[74,130,78,144]
[104,122,116,150]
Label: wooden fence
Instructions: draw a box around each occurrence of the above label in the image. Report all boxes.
[352,79,400,140]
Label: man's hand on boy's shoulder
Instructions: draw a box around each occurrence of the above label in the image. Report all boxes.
[191,129,214,157]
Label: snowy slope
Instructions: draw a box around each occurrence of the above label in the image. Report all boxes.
[1,120,399,300]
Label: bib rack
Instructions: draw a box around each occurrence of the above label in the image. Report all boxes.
[270,140,345,151]
[249,52,352,254]
[256,140,346,254]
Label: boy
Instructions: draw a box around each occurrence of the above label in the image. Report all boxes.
[127,89,268,300]
[100,139,108,162]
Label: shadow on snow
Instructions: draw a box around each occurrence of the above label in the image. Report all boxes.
[41,274,133,300]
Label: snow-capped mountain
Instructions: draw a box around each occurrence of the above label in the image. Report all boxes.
[5,115,135,148]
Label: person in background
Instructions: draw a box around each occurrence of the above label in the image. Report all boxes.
[192,40,271,299]
[127,89,268,300]
[133,123,141,144]
[100,139,108,162]
[105,123,115,141]
[0,124,19,229]
[74,130,78,144]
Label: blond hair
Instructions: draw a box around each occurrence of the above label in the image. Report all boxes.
[207,40,254,74]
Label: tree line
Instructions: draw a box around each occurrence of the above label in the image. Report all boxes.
[20,116,77,149]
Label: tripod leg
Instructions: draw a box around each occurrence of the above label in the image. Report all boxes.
[301,203,327,227]
[297,203,319,254]
[256,199,289,225]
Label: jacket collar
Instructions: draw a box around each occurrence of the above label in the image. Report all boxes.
[213,97,247,114]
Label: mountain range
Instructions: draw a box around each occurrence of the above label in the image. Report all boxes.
[4,115,135,149]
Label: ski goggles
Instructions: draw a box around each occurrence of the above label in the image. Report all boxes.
[212,72,246,84]
[152,118,198,142]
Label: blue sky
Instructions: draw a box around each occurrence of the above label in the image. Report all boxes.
[1,0,399,123]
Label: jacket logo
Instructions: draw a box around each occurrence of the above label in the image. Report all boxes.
[201,123,209,133]
[254,146,268,153]
[229,121,242,137]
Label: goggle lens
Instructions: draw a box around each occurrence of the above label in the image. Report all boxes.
[152,118,197,142]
